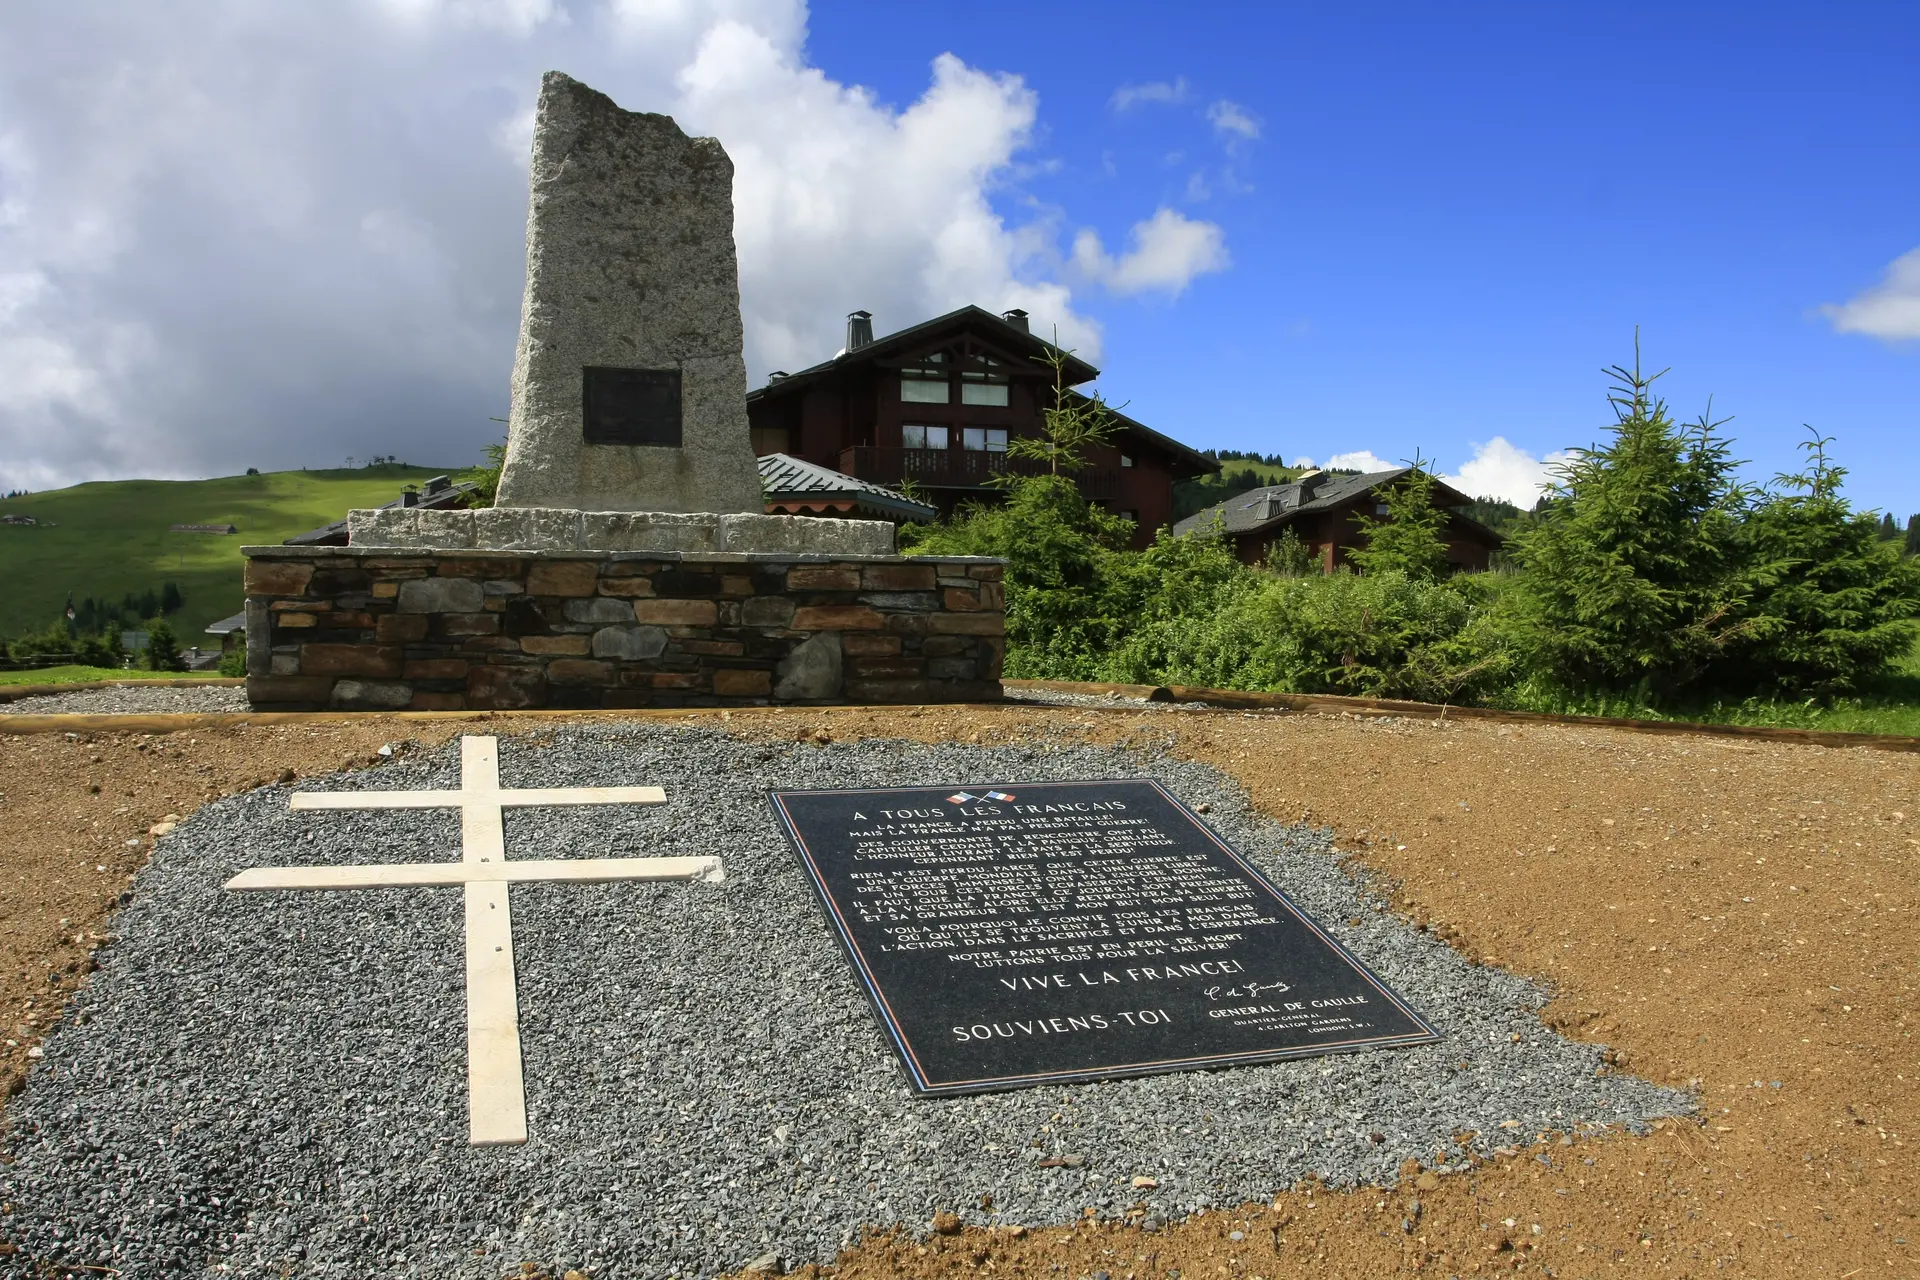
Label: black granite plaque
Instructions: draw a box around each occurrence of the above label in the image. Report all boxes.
[769,780,1438,1096]
[582,366,681,446]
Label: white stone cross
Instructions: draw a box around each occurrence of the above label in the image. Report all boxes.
[224,734,720,1146]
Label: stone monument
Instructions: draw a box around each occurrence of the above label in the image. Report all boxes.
[495,73,763,515]
[240,71,1005,711]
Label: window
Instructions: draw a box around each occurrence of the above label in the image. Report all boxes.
[903,424,949,450]
[900,352,949,404]
[1117,509,1138,523]
[1120,454,1134,468]
[962,427,1008,453]
[960,355,1010,406]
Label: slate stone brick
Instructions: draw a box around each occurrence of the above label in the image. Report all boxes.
[862,564,938,591]
[634,599,718,626]
[526,560,600,597]
[712,668,772,696]
[793,605,884,631]
[467,664,547,709]
[300,644,403,678]
[244,560,314,596]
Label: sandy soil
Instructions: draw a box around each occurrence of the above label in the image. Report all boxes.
[0,705,1913,1279]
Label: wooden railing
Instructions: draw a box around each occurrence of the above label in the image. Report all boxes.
[839,448,1119,501]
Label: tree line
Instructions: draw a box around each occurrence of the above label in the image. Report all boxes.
[906,349,1920,716]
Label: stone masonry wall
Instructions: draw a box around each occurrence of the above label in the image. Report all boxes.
[242,548,1004,711]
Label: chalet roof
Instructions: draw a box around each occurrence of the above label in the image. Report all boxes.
[205,611,248,636]
[1172,468,1503,543]
[746,305,1099,401]
[757,453,938,522]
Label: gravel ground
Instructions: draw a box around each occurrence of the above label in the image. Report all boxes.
[0,724,1687,1279]
[1002,687,1210,712]
[0,683,249,716]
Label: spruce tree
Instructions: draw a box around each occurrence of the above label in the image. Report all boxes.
[143,618,184,672]
[1731,435,1920,696]
[1907,514,1920,557]
[1508,343,1755,700]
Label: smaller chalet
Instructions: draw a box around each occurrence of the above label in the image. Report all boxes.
[746,306,1216,547]
[1174,468,1504,572]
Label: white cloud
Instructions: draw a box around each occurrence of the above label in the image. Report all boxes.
[1110,77,1189,111]
[1324,450,1393,473]
[1821,246,1920,341]
[1072,208,1228,297]
[0,0,1199,490]
[1442,437,1573,506]
[1206,99,1261,141]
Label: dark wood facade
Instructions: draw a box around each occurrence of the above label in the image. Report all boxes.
[746,307,1215,547]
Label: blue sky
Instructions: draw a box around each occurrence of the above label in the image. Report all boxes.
[1,1,1914,514]
[807,1,1920,511]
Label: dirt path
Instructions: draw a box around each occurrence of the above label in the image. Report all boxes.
[1,705,1913,1278]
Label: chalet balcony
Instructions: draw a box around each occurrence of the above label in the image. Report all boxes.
[839,447,1119,501]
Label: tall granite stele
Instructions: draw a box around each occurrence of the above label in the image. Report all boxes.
[496,72,763,515]
[240,72,1006,711]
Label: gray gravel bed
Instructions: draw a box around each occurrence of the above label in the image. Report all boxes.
[0,683,248,716]
[0,724,1687,1279]
[1002,687,1210,711]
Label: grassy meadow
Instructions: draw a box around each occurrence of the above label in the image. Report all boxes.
[0,465,456,641]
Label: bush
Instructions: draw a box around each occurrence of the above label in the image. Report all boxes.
[217,648,247,677]
[903,475,1135,679]
[1109,568,1511,702]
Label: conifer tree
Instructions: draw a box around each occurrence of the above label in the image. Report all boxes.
[143,617,184,672]
[1730,434,1920,696]
[1508,341,1756,699]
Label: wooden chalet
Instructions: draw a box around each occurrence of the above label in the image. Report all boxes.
[745,306,1216,547]
[1172,468,1505,572]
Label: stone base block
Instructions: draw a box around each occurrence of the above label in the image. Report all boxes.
[346,507,894,556]
[242,545,1004,711]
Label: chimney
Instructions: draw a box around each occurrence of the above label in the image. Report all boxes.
[400,487,418,508]
[768,370,789,381]
[1001,308,1029,333]
[846,310,873,351]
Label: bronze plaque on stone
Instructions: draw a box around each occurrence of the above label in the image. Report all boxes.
[582,366,682,447]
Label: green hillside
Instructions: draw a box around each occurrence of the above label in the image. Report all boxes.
[0,465,458,642]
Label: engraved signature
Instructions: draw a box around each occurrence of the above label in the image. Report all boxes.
[1203,980,1290,1002]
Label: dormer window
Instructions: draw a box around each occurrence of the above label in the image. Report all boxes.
[1120,455,1134,468]
[960,355,1010,406]
[900,352,949,404]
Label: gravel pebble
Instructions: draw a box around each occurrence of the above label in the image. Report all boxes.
[0,683,249,716]
[1002,688,1211,712]
[0,724,1687,1278]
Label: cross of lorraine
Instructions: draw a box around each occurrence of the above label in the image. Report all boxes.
[224,734,720,1145]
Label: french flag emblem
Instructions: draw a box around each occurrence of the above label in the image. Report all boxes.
[985,790,1016,802]
[946,792,977,804]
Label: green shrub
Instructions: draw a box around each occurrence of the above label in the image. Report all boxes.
[903,474,1136,679]
[1109,568,1512,703]
[217,648,247,677]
